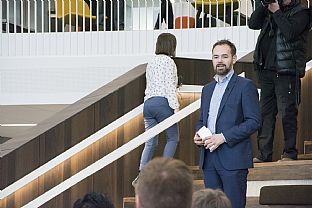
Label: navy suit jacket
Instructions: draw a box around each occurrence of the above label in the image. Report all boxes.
[197,73,261,170]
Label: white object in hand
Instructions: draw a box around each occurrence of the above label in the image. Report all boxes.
[197,126,214,152]
[197,126,212,139]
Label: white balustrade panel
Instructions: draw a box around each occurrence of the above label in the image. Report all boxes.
[0,0,271,57]
[0,27,260,57]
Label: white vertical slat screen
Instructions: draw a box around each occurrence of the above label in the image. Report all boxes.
[0,0,277,57]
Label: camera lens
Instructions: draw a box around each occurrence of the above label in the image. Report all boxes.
[260,0,276,5]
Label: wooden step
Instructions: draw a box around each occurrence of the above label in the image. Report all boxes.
[298,153,312,160]
[124,196,312,208]
[304,141,312,154]
[191,160,312,181]
[249,160,312,181]
[123,197,135,208]
[189,166,203,180]
[193,180,205,192]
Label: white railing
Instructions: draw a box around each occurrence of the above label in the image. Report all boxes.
[0,0,263,57]
[1,0,310,57]
[0,85,202,201]
[19,98,201,208]
[0,103,144,199]
[1,0,253,33]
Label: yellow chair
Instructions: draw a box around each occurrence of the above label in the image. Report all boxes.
[192,0,239,16]
[56,0,96,31]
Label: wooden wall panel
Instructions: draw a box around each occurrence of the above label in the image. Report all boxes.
[0,152,9,190]
[93,132,119,208]
[97,92,119,129]
[176,92,201,165]
[38,164,65,208]
[39,123,66,164]
[68,106,95,147]
[121,116,144,201]
[298,69,312,149]
[0,138,40,189]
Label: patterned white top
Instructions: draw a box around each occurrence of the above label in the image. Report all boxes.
[144,54,180,109]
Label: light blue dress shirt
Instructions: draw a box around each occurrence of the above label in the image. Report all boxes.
[207,69,234,141]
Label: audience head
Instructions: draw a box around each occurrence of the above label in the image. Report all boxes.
[155,33,177,57]
[192,189,231,208]
[135,157,193,208]
[73,192,115,208]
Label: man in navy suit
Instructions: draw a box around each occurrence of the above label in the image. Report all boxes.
[193,40,261,208]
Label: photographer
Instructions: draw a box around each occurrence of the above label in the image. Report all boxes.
[248,0,310,163]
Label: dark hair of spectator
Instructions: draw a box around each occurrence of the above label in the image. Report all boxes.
[155,33,177,57]
[212,39,237,56]
[73,192,114,208]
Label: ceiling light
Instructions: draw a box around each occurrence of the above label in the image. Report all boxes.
[0,124,37,127]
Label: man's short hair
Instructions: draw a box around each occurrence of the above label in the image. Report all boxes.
[155,33,177,57]
[192,189,232,208]
[212,39,237,56]
[135,157,193,208]
[73,192,115,208]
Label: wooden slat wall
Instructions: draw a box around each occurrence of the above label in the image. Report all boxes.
[0,59,311,208]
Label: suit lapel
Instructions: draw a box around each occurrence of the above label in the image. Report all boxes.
[216,74,238,120]
[204,81,217,126]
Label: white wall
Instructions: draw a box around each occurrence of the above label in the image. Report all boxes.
[0,27,259,105]
[0,55,153,105]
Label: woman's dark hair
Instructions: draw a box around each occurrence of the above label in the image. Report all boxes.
[73,192,114,208]
[155,33,177,57]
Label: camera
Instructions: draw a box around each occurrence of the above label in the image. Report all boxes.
[260,0,282,5]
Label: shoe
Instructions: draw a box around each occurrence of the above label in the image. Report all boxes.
[278,155,295,162]
[253,157,264,163]
[132,175,139,187]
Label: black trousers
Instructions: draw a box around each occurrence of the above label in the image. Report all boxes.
[256,70,300,161]
[85,0,124,31]
[154,0,174,29]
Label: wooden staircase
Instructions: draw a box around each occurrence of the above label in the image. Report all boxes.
[123,160,312,208]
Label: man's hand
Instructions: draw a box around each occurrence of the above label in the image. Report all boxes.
[268,2,280,13]
[204,134,225,152]
[193,134,205,146]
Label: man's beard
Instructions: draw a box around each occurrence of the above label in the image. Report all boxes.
[214,64,231,76]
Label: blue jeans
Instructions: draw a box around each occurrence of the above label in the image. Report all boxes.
[139,97,179,170]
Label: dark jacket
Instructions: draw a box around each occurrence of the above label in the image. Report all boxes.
[248,0,310,77]
[197,74,261,170]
